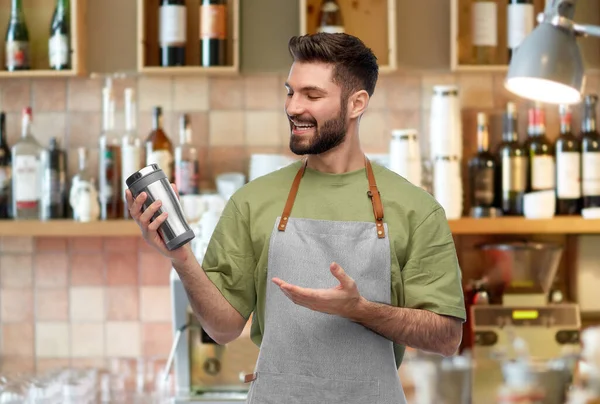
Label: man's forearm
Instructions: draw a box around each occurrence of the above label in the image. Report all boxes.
[349,298,463,356]
[171,247,246,345]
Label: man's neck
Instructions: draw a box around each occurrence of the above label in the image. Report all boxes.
[305,131,365,174]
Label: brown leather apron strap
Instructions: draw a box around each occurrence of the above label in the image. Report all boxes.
[365,157,386,239]
[278,157,385,238]
[278,159,308,232]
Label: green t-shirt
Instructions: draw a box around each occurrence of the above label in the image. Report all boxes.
[202,160,466,368]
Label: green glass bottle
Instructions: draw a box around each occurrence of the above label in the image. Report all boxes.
[49,0,71,70]
[5,0,30,71]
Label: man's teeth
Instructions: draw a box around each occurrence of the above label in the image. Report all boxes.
[293,122,315,128]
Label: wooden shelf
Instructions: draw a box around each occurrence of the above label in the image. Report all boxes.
[0,220,140,237]
[0,0,86,78]
[299,0,397,73]
[449,217,600,235]
[450,0,544,72]
[137,0,239,75]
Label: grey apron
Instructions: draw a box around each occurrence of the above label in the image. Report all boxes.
[245,157,407,404]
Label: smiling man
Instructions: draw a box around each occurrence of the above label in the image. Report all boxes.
[127,33,466,404]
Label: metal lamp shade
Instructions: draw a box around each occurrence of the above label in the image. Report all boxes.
[504,22,585,105]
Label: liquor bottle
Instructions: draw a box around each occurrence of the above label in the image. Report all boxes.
[200,0,227,66]
[497,102,527,215]
[555,104,581,215]
[70,147,99,222]
[317,0,344,34]
[175,114,199,196]
[40,137,67,220]
[0,113,11,218]
[468,112,496,212]
[5,0,30,71]
[525,103,555,192]
[121,88,142,219]
[507,0,534,60]
[581,94,600,208]
[159,0,187,67]
[49,0,70,70]
[145,106,174,183]
[98,84,122,220]
[11,107,43,219]
[471,0,498,64]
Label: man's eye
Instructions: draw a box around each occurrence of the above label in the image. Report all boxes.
[307,95,320,100]
[286,93,293,97]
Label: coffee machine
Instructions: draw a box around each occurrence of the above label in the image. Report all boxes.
[168,268,259,403]
[469,241,581,403]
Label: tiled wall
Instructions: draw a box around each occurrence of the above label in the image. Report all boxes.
[1,70,599,374]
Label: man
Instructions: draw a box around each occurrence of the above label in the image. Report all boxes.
[127,33,466,403]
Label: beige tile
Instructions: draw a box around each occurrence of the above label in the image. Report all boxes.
[35,322,70,358]
[71,357,106,370]
[209,77,244,110]
[35,253,68,288]
[1,80,31,113]
[111,76,138,110]
[1,236,33,253]
[33,112,67,147]
[368,75,388,110]
[104,236,138,252]
[208,111,245,146]
[2,323,34,356]
[4,112,21,145]
[384,74,421,111]
[142,322,172,357]
[245,111,281,146]
[105,322,141,357]
[1,288,33,322]
[67,78,102,112]
[139,252,171,286]
[106,252,138,286]
[70,287,105,322]
[35,237,68,252]
[67,112,101,148]
[387,109,422,135]
[70,253,105,286]
[421,73,457,110]
[68,237,103,251]
[1,254,33,288]
[0,356,35,374]
[173,76,209,111]
[71,323,105,358]
[140,286,171,322]
[244,75,281,110]
[36,288,69,321]
[359,110,388,148]
[209,146,248,177]
[186,111,209,147]
[32,79,67,112]
[138,77,173,112]
[36,358,71,373]
[457,73,494,109]
[106,287,139,321]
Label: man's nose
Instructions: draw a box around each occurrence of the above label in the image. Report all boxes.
[285,95,305,117]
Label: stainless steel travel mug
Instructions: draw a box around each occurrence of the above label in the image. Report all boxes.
[126,164,195,251]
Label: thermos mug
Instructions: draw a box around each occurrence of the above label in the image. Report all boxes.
[126,164,195,251]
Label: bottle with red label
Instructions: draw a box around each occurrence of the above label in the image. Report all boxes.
[200,0,227,66]
[4,0,30,71]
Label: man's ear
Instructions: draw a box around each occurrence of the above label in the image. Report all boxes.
[348,90,369,119]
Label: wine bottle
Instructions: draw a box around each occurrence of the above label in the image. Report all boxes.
[40,137,67,220]
[317,0,344,34]
[555,104,581,215]
[145,106,174,183]
[159,0,187,67]
[525,103,555,193]
[5,0,30,71]
[200,0,227,67]
[507,0,534,60]
[121,88,142,219]
[581,94,600,208]
[49,0,71,70]
[175,114,200,196]
[497,102,527,215]
[471,0,498,64]
[468,112,496,211]
[0,113,11,219]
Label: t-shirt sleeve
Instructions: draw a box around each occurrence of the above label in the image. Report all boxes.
[401,207,466,322]
[201,198,256,320]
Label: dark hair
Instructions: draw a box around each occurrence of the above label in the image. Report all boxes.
[287,33,379,98]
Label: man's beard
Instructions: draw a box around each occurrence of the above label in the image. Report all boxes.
[288,101,348,155]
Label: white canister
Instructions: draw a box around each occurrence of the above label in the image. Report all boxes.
[433,156,463,219]
[430,85,463,160]
[389,128,422,187]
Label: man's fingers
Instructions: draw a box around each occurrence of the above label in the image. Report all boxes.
[129,192,147,220]
[139,200,162,226]
[148,211,168,232]
[125,189,133,207]
[330,262,355,290]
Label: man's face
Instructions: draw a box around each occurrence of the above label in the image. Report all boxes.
[284,62,348,155]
